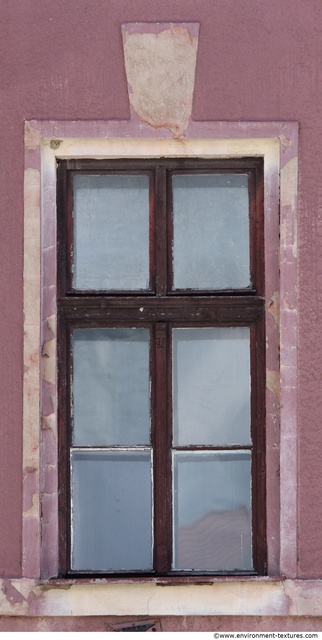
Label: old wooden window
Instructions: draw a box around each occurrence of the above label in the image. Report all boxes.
[57,158,266,577]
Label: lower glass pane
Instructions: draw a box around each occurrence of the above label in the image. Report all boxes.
[172,450,252,571]
[71,450,152,571]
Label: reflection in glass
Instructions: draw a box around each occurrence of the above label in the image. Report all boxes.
[73,328,150,446]
[73,174,150,290]
[71,450,153,571]
[172,451,252,571]
[172,173,250,290]
[173,327,250,446]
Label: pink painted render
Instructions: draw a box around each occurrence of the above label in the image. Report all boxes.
[0,615,322,633]
[0,0,322,627]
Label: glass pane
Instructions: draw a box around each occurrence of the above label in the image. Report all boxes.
[71,450,153,571]
[172,173,250,290]
[73,328,150,446]
[173,327,250,446]
[73,174,150,290]
[173,451,252,571]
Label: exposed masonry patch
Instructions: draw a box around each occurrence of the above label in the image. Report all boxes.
[122,23,199,137]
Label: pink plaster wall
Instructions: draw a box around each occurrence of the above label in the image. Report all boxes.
[0,0,321,580]
[0,615,322,632]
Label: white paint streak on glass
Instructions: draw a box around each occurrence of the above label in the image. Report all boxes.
[173,327,251,446]
[73,328,150,446]
[71,449,152,571]
[73,174,149,290]
[172,173,250,290]
[172,450,252,571]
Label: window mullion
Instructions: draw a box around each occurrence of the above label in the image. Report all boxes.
[250,164,264,296]
[154,322,171,573]
[155,166,167,296]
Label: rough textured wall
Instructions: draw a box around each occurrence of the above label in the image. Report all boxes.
[1,615,322,632]
[0,0,321,578]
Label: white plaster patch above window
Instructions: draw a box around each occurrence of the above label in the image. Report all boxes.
[122,23,199,137]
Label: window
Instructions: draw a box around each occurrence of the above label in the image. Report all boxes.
[57,157,266,577]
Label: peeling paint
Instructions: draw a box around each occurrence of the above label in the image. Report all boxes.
[24,122,41,150]
[41,413,55,433]
[41,382,56,417]
[42,339,56,385]
[23,155,41,580]
[23,467,39,517]
[279,134,292,148]
[123,26,199,137]
[280,157,298,212]
[47,314,56,338]
[0,581,29,616]
[0,579,321,618]
[267,369,280,404]
[24,168,40,204]
[267,290,280,327]
[2,580,25,606]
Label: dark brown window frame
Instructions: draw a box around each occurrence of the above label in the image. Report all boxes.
[57,157,266,578]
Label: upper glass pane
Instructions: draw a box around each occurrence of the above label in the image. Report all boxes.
[172,173,250,290]
[73,174,150,290]
[73,328,150,446]
[173,327,251,446]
